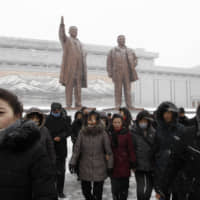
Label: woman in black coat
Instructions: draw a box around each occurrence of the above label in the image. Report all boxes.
[0,88,57,200]
[131,110,156,200]
[25,107,56,165]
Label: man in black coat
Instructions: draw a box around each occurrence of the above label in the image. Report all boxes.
[154,102,185,200]
[157,105,200,200]
[45,103,71,199]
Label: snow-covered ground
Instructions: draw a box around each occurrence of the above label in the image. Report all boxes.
[62,174,156,200]
[62,139,157,200]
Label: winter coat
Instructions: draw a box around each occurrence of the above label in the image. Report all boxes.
[0,120,57,200]
[131,111,156,172]
[59,23,87,88]
[45,114,69,159]
[107,47,138,82]
[159,124,200,200]
[155,102,185,187]
[25,108,56,164]
[109,127,136,178]
[70,123,113,182]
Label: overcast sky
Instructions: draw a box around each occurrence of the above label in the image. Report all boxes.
[0,0,200,68]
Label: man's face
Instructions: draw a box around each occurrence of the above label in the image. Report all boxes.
[69,27,78,38]
[117,35,126,47]
[179,113,185,117]
[53,109,61,114]
[163,111,173,123]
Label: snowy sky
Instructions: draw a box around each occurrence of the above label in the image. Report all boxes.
[0,0,200,68]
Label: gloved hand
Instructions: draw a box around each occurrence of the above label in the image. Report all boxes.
[69,164,76,174]
[107,168,113,177]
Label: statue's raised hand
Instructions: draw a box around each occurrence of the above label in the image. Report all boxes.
[61,16,64,25]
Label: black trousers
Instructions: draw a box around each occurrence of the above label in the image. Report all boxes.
[56,158,66,194]
[111,178,129,200]
[81,180,104,200]
[135,171,153,200]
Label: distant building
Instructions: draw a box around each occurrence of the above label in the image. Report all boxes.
[0,36,200,108]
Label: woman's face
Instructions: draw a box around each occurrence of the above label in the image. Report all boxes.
[87,115,97,128]
[113,118,123,130]
[0,99,19,130]
[29,114,40,127]
[76,113,82,120]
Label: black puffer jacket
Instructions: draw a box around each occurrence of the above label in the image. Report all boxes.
[159,124,200,200]
[155,102,185,187]
[131,110,156,172]
[0,120,57,200]
[25,108,56,164]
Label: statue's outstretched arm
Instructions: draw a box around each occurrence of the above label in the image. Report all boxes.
[59,16,67,47]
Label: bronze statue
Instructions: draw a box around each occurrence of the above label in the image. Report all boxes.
[107,35,138,109]
[59,16,87,108]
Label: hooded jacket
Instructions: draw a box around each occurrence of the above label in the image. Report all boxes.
[158,107,200,199]
[131,110,156,172]
[155,102,185,187]
[25,108,56,164]
[0,120,57,200]
[70,122,113,182]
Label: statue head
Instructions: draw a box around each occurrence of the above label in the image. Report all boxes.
[69,26,78,38]
[117,35,126,47]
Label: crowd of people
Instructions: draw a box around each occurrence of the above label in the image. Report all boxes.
[0,88,200,200]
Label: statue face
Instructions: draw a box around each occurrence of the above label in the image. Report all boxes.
[117,35,126,47]
[69,26,78,38]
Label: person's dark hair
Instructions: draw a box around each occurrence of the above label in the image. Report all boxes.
[107,113,112,117]
[74,111,83,120]
[80,106,87,112]
[88,110,100,122]
[112,114,124,124]
[83,111,100,127]
[179,107,185,114]
[0,88,23,117]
